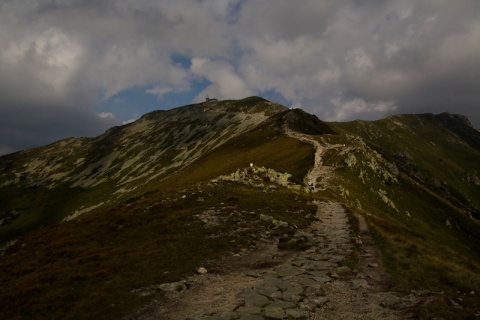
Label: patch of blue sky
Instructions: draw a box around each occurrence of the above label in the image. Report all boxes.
[261,89,291,107]
[95,86,159,122]
[171,53,192,69]
[95,77,211,122]
[156,77,210,108]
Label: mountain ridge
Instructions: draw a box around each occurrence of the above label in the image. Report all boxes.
[0,97,290,240]
[1,98,479,241]
[1,97,480,319]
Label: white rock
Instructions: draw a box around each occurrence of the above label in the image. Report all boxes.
[197,267,208,274]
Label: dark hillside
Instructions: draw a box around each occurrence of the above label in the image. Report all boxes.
[0,180,316,319]
[325,114,480,314]
[421,112,480,152]
[283,108,337,135]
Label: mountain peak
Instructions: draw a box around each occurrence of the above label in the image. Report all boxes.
[135,96,287,123]
[197,96,288,115]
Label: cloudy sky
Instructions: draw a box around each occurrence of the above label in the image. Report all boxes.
[1,0,480,155]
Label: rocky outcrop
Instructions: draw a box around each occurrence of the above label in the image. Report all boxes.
[465,172,480,186]
[339,135,399,185]
[215,166,306,192]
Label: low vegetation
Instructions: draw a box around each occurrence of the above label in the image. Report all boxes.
[321,117,480,317]
[0,181,316,319]
[1,99,480,318]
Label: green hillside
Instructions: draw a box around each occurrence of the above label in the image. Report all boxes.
[0,99,322,319]
[0,97,288,243]
[322,115,480,317]
[1,99,479,319]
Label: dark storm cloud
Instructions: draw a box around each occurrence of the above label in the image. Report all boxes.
[0,0,235,155]
[1,0,479,155]
[236,0,480,125]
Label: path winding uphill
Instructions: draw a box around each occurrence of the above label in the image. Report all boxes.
[282,123,341,191]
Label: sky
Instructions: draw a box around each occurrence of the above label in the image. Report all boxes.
[1,0,480,156]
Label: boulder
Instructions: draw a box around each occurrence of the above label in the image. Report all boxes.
[197,267,208,274]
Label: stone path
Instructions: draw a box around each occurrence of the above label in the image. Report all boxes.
[223,201,354,320]
[282,123,341,191]
[135,201,406,320]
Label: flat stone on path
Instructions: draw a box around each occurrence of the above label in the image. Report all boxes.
[334,266,351,275]
[263,306,287,319]
[236,313,265,320]
[235,306,263,315]
[285,308,310,319]
[243,292,271,308]
[274,264,304,277]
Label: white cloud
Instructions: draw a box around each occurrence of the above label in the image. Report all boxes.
[122,119,137,125]
[146,86,173,99]
[191,58,253,101]
[146,81,191,99]
[1,0,480,153]
[291,102,303,110]
[97,112,116,120]
[0,27,84,105]
[346,48,374,73]
[327,98,397,122]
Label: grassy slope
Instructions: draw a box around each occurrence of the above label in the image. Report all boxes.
[0,139,98,243]
[0,112,318,319]
[131,110,317,196]
[0,182,316,319]
[4,107,480,318]
[325,116,480,317]
[0,97,288,243]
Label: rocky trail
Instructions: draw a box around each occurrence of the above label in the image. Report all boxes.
[127,125,425,319]
[282,123,342,191]
[130,201,415,320]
